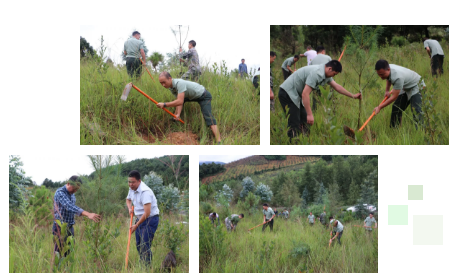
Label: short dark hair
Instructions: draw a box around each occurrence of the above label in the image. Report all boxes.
[189,40,196,47]
[369,212,374,215]
[375,59,390,71]
[294,55,299,59]
[270,51,277,57]
[316,46,325,53]
[258,67,260,71]
[329,216,334,221]
[307,45,312,50]
[128,170,141,180]
[159,71,172,79]
[132,31,140,36]
[240,213,244,218]
[325,60,343,73]
[263,203,268,207]
[212,212,216,216]
[422,37,429,42]
[241,58,245,61]
[68,175,82,186]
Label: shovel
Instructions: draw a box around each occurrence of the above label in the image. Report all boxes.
[125,206,134,269]
[344,90,392,139]
[139,58,155,82]
[248,222,266,231]
[121,83,185,124]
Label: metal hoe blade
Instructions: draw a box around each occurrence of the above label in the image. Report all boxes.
[121,83,133,101]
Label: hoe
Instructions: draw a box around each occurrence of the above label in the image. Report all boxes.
[125,206,134,269]
[139,58,155,82]
[248,222,265,232]
[121,83,185,124]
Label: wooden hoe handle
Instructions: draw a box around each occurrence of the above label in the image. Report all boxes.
[125,206,134,268]
[338,46,347,62]
[140,58,155,82]
[248,222,265,231]
[359,90,393,131]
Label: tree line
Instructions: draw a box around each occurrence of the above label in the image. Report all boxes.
[199,162,226,179]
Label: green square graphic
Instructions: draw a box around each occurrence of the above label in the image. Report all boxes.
[413,215,443,245]
[388,205,408,225]
[408,185,423,200]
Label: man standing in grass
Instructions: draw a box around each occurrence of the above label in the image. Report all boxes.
[329,217,344,246]
[319,210,327,227]
[209,212,219,227]
[124,31,146,78]
[423,38,444,77]
[374,60,425,128]
[53,176,101,257]
[308,212,315,226]
[225,214,244,232]
[300,46,317,66]
[262,203,275,232]
[310,46,333,110]
[157,71,222,144]
[278,60,362,139]
[126,170,160,266]
[281,55,299,80]
[239,59,248,78]
[179,40,201,81]
[364,212,377,232]
[270,51,277,111]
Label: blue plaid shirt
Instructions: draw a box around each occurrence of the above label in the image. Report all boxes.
[53,186,83,226]
[239,63,247,74]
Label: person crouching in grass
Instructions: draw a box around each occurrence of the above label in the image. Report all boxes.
[157,71,222,144]
[225,214,244,232]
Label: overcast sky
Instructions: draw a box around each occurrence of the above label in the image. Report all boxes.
[199,155,251,163]
[80,25,260,73]
[20,154,166,185]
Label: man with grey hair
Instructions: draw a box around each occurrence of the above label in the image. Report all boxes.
[423,38,444,77]
[179,40,201,81]
[124,31,146,78]
[157,72,222,144]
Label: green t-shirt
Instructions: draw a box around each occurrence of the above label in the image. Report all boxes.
[310,54,332,66]
[424,39,445,58]
[263,207,275,220]
[388,64,421,99]
[364,216,377,231]
[169,79,205,100]
[124,37,144,59]
[280,64,334,109]
[230,214,240,225]
[282,57,295,71]
[308,215,315,223]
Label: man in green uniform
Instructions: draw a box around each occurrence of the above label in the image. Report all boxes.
[157,72,222,144]
[278,60,362,139]
[319,210,327,227]
[225,214,244,232]
[310,46,333,110]
[281,55,299,80]
[374,60,425,128]
[270,51,277,111]
[329,217,344,245]
[423,38,444,77]
[262,203,275,232]
[124,31,146,78]
[308,212,315,226]
[364,212,377,232]
[179,40,201,81]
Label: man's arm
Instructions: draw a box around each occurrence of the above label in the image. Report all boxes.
[126,198,133,215]
[81,211,101,222]
[332,231,340,240]
[270,88,274,100]
[329,81,362,99]
[140,49,146,65]
[124,50,127,56]
[174,105,183,120]
[157,92,185,108]
[135,203,151,227]
[300,54,306,57]
[374,89,400,115]
[385,81,392,97]
[287,65,294,73]
[426,47,431,57]
[263,214,266,223]
[302,84,314,125]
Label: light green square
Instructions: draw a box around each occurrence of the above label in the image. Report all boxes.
[413,215,443,245]
[408,185,423,200]
[388,205,408,225]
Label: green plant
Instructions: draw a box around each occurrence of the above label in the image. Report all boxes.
[200,202,214,215]
[160,184,181,211]
[160,219,188,256]
[254,183,273,202]
[28,186,52,226]
[199,215,227,269]
[255,240,275,273]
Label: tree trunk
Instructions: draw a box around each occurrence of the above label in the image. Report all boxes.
[425,26,430,38]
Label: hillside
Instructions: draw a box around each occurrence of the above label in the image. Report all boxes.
[199,161,225,165]
[201,155,320,184]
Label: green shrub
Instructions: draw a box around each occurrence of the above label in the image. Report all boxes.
[391,36,409,47]
[159,219,188,255]
[199,215,227,268]
[28,186,53,226]
[200,202,213,215]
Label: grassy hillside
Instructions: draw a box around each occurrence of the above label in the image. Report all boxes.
[80,60,259,145]
[201,155,320,184]
[270,41,449,144]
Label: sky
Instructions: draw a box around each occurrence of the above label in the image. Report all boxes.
[19,154,166,185]
[80,25,260,73]
[199,155,251,163]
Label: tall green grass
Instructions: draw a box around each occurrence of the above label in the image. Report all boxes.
[271,41,449,144]
[80,60,260,145]
[200,211,377,273]
[9,211,189,272]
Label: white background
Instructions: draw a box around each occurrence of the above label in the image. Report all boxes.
[2,1,449,272]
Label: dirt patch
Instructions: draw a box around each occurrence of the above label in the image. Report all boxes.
[163,131,199,145]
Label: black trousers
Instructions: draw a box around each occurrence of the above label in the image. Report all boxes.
[52,222,74,257]
[332,230,343,245]
[282,69,292,80]
[278,88,309,138]
[390,92,423,128]
[126,57,142,78]
[431,54,444,77]
[262,218,274,232]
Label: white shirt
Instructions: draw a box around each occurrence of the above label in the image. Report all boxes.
[304,50,317,65]
[126,182,159,217]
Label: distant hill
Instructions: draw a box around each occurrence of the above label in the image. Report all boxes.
[201,155,320,184]
[199,161,226,165]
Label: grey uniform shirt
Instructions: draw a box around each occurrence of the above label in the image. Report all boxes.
[280,64,334,109]
[126,182,159,218]
[308,215,315,223]
[310,54,332,66]
[180,47,201,72]
[124,37,144,59]
[424,39,445,58]
[364,216,377,231]
[332,220,344,233]
[169,79,205,100]
[263,207,275,220]
[282,57,295,71]
[388,64,422,100]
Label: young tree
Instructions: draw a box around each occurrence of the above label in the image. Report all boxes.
[148,51,165,71]
[160,184,181,211]
[314,182,327,205]
[355,172,378,219]
[300,162,314,202]
[348,179,360,205]
[301,187,309,208]
[272,172,287,204]
[328,181,342,216]
[29,186,53,226]
[80,36,95,58]
[332,156,352,200]
[143,171,165,201]
[9,155,32,211]
[255,183,273,202]
[214,184,234,203]
[281,179,302,208]
[240,176,255,198]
